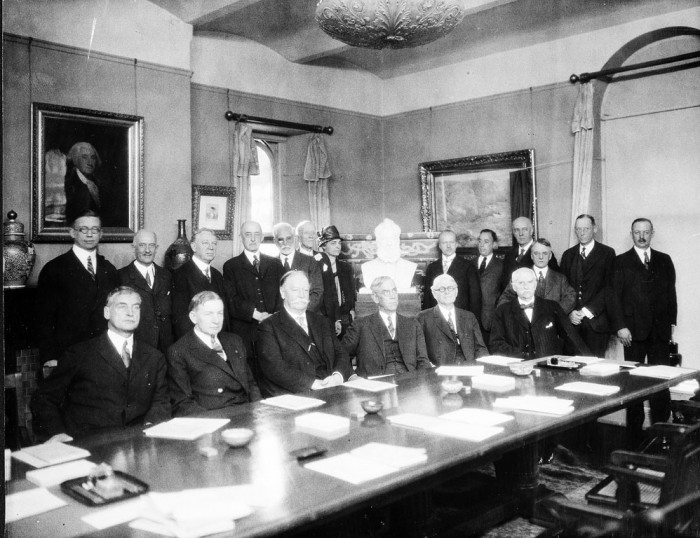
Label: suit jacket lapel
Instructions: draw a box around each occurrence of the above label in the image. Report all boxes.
[187,332,235,377]
[511,299,531,329]
[432,307,454,341]
[280,310,313,355]
[127,263,152,294]
[97,333,129,379]
[369,312,387,356]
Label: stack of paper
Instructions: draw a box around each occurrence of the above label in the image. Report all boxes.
[5,488,67,522]
[493,396,575,416]
[477,356,522,366]
[143,418,230,440]
[26,459,97,487]
[387,412,506,442]
[12,442,91,468]
[670,379,699,397]
[294,412,350,440]
[580,362,621,377]
[472,374,516,392]
[342,378,397,392]
[435,365,484,377]
[260,394,326,411]
[555,382,620,396]
[630,365,696,379]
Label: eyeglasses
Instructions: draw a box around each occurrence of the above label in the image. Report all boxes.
[75,226,101,235]
[433,286,457,293]
[376,288,398,297]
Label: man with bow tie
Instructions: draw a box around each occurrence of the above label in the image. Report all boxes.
[167,291,260,416]
[417,274,488,365]
[490,268,589,359]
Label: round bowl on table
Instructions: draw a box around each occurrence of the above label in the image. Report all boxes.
[441,378,464,394]
[509,362,534,376]
[221,428,254,448]
[361,399,384,414]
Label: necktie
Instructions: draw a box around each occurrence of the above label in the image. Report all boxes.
[644,251,649,271]
[518,248,525,261]
[253,256,260,274]
[580,247,587,260]
[146,270,153,288]
[283,257,291,272]
[479,257,487,276]
[387,316,395,339]
[87,255,95,280]
[121,341,131,369]
[204,266,211,282]
[211,335,226,360]
[535,271,545,298]
[297,315,308,335]
[447,312,456,333]
[520,302,534,310]
[442,259,449,274]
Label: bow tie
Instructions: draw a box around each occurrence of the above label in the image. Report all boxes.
[520,302,534,310]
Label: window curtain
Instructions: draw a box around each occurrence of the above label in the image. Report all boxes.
[570,82,594,246]
[510,168,532,221]
[230,122,259,253]
[303,134,332,228]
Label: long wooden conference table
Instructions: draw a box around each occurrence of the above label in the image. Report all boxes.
[7,361,699,537]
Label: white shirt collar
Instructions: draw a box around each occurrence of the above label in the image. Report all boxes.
[107,329,133,355]
[518,297,534,307]
[243,249,259,265]
[437,304,456,322]
[533,266,549,278]
[634,245,650,263]
[134,260,154,279]
[194,327,219,348]
[518,240,533,254]
[442,253,456,264]
[281,251,295,266]
[72,245,97,270]
[479,253,493,266]
[284,305,307,325]
[379,311,396,328]
[191,256,211,274]
[580,241,595,255]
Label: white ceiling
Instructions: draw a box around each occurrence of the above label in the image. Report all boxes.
[150,0,698,79]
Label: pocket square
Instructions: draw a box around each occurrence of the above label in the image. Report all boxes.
[545,322,554,329]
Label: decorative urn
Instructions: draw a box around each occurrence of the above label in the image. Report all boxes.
[164,219,193,271]
[3,211,36,288]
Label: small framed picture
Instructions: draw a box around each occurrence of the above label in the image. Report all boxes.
[31,102,144,242]
[192,185,235,240]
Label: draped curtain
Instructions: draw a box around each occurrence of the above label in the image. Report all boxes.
[570,82,594,246]
[303,134,333,228]
[229,122,259,253]
[510,168,532,221]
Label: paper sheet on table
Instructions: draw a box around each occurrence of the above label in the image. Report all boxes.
[671,379,699,396]
[26,459,97,487]
[477,356,522,366]
[13,441,91,468]
[350,442,427,469]
[439,408,514,426]
[260,394,326,411]
[5,488,67,522]
[295,412,350,439]
[435,365,484,377]
[571,356,604,365]
[580,363,621,376]
[82,498,144,529]
[129,517,234,538]
[493,396,574,416]
[143,418,230,440]
[343,378,397,392]
[387,413,444,431]
[630,365,696,379]
[426,421,504,442]
[304,453,400,485]
[555,382,620,396]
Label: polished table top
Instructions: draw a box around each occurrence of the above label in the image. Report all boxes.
[7,363,699,537]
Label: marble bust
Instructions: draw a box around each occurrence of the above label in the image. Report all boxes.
[361,219,417,291]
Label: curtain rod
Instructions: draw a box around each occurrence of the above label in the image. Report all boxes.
[224,111,333,135]
[570,51,700,83]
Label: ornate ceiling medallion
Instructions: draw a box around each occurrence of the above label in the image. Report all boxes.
[315,0,467,49]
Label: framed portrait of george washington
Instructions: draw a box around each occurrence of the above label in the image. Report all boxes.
[31,102,144,242]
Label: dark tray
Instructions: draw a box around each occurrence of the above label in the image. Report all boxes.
[537,357,584,370]
[61,470,149,506]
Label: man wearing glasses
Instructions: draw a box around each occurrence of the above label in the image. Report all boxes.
[36,212,119,369]
[273,222,323,312]
[417,274,488,365]
[343,276,429,378]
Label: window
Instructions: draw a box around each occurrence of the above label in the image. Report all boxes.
[249,138,282,237]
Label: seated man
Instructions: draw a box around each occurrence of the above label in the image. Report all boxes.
[344,276,430,377]
[31,286,171,442]
[256,271,353,397]
[417,274,488,365]
[167,291,260,416]
[490,268,590,359]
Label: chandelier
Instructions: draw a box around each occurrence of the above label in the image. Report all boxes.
[315,0,467,50]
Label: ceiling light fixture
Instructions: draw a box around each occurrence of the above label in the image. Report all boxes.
[315,0,467,49]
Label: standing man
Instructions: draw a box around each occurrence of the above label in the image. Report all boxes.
[490,268,589,359]
[256,271,352,397]
[344,276,430,378]
[423,230,482,321]
[417,274,488,365]
[118,229,173,353]
[223,221,284,358]
[317,225,356,338]
[296,220,319,257]
[273,222,324,312]
[611,218,677,442]
[497,239,576,314]
[31,286,171,441]
[476,229,505,344]
[502,216,559,285]
[167,291,260,416]
[172,228,230,339]
[36,212,120,367]
[560,215,616,357]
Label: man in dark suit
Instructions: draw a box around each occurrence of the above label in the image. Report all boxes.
[423,230,481,321]
[36,213,120,367]
[417,274,487,365]
[118,229,173,353]
[256,271,352,397]
[167,291,260,416]
[223,220,284,358]
[502,217,559,286]
[31,286,171,442]
[476,229,505,344]
[344,276,430,377]
[317,225,357,338]
[273,222,323,312]
[497,238,576,313]
[296,220,319,257]
[611,218,677,441]
[490,268,590,359]
[560,214,616,357]
[172,228,231,340]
